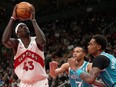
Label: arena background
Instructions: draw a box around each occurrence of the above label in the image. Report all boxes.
[0,0,116,87]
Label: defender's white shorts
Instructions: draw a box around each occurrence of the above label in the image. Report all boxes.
[19,78,49,87]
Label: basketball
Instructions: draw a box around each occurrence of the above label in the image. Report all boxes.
[16,2,32,20]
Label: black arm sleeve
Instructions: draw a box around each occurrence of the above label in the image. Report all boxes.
[92,55,110,70]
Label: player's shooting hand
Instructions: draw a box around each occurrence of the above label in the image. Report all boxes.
[11,4,18,20]
[30,4,35,21]
[68,58,78,71]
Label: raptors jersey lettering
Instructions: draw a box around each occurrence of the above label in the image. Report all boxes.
[14,37,48,83]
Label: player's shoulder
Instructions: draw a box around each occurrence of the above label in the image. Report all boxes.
[10,38,19,46]
[94,55,109,62]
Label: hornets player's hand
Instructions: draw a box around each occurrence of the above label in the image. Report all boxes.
[49,61,58,78]
[68,58,78,71]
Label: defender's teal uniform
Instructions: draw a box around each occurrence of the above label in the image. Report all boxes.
[69,61,93,87]
[100,52,116,87]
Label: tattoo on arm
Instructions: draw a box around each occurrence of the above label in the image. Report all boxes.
[80,67,101,84]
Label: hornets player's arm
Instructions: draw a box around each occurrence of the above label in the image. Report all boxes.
[87,63,106,86]
[49,61,69,78]
[55,63,69,75]
[79,55,110,84]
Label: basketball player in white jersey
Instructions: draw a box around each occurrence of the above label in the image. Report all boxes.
[2,4,48,87]
[49,47,105,87]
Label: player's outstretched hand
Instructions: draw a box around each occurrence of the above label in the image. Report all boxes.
[68,58,78,71]
[49,61,58,78]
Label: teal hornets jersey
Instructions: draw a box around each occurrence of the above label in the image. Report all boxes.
[69,61,93,87]
[100,52,116,87]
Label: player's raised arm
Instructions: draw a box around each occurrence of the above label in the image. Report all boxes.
[30,5,46,50]
[2,4,18,49]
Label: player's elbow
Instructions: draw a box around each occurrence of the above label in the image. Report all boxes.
[2,38,9,45]
[2,40,7,46]
[2,39,6,45]
[2,40,13,48]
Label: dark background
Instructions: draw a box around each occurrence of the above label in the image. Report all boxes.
[0,0,116,39]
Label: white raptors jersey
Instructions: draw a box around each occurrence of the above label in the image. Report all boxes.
[14,37,48,83]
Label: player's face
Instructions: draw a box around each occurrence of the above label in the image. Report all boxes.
[72,47,86,62]
[17,25,30,37]
[88,39,100,56]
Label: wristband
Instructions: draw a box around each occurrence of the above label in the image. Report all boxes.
[76,69,84,76]
[32,19,36,22]
[11,17,16,20]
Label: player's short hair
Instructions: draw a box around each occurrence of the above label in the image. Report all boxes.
[75,46,87,53]
[92,34,108,50]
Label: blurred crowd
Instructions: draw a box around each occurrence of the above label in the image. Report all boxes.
[0,12,116,87]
